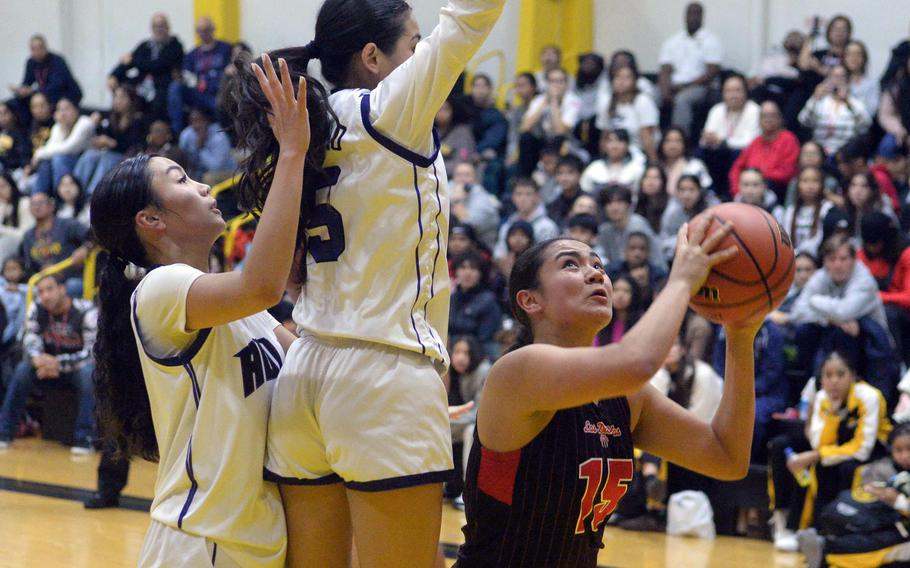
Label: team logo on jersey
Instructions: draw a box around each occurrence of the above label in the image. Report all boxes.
[583,421,622,448]
[234,338,282,398]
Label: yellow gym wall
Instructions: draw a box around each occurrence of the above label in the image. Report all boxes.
[193,0,240,44]
[517,0,593,77]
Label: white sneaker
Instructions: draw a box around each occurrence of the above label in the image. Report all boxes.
[774,530,799,552]
[0,439,10,450]
[70,445,94,456]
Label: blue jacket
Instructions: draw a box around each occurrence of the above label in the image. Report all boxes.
[22,53,82,104]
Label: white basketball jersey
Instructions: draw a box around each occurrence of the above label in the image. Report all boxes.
[131,264,285,556]
[292,0,505,367]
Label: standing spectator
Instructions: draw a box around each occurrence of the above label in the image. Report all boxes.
[878,57,910,156]
[597,184,663,269]
[858,212,910,367]
[450,161,500,249]
[504,73,537,174]
[635,164,670,233]
[699,74,761,199]
[657,2,723,139]
[177,108,235,183]
[729,100,800,200]
[545,154,587,227]
[0,274,96,452]
[109,13,184,121]
[0,102,31,173]
[799,64,871,156]
[436,98,475,174]
[580,129,645,193]
[595,64,659,161]
[494,177,558,260]
[518,68,582,176]
[659,126,712,197]
[775,166,833,257]
[449,251,502,346]
[7,35,82,118]
[168,16,233,133]
[30,98,94,195]
[18,193,91,296]
[844,41,880,117]
[73,86,148,195]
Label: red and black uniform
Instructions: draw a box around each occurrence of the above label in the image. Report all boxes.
[456,397,634,568]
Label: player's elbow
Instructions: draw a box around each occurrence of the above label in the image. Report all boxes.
[248,280,286,312]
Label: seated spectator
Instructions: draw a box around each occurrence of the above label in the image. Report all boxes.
[565,213,600,252]
[108,13,184,121]
[877,55,910,157]
[177,108,236,183]
[7,34,82,118]
[605,231,667,307]
[735,167,778,212]
[546,154,588,227]
[597,184,663,268]
[658,126,712,197]
[505,72,537,173]
[0,256,27,352]
[19,192,91,297]
[729,100,800,200]
[436,98,475,174]
[594,274,643,346]
[573,52,607,158]
[141,119,187,167]
[699,74,761,199]
[858,212,910,368]
[713,321,787,462]
[450,161,500,249]
[844,40,880,117]
[595,64,659,161]
[447,222,487,277]
[657,2,723,139]
[445,335,490,509]
[0,274,96,452]
[73,86,148,195]
[467,73,508,194]
[565,193,599,221]
[25,93,53,157]
[881,23,910,90]
[53,174,89,226]
[660,174,710,260]
[532,142,563,205]
[0,172,30,231]
[0,102,31,173]
[495,221,534,281]
[580,129,645,194]
[168,16,233,133]
[799,64,872,157]
[518,67,582,176]
[835,137,902,213]
[783,141,841,208]
[748,30,804,107]
[768,350,890,551]
[534,44,565,91]
[635,164,670,233]
[607,49,657,102]
[771,251,819,324]
[29,98,94,195]
[845,173,898,245]
[448,252,502,346]
[791,15,853,130]
[494,177,558,260]
[774,166,834,257]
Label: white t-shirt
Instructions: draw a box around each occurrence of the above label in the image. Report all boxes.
[594,91,659,148]
[131,264,285,555]
[702,100,761,149]
[526,91,584,136]
[658,28,724,85]
[773,200,834,256]
[580,154,647,193]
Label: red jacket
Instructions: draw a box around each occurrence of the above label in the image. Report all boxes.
[869,163,901,213]
[858,247,910,311]
[729,130,800,196]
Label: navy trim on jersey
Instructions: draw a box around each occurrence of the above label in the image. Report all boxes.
[130,293,211,367]
[422,163,445,354]
[211,542,217,565]
[344,469,453,492]
[177,438,198,529]
[359,94,440,167]
[409,165,428,355]
[183,363,201,408]
[263,468,343,486]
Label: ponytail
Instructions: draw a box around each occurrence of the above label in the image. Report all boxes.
[504,323,535,355]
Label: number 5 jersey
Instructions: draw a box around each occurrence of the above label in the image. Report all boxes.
[456,397,635,568]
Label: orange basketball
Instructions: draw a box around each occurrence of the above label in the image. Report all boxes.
[687,203,795,324]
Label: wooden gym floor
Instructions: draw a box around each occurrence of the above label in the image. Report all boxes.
[0,438,803,567]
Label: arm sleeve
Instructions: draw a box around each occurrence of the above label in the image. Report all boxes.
[133,264,206,360]
[22,60,35,87]
[818,388,882,466]
[368,0,505,152]
[635,94,659,128]
[703,34,724,65]
[475,111,508,154]
[56,305,96,374]
[798,98,819,128]
[34,117,94,159]
[789,271,827,324]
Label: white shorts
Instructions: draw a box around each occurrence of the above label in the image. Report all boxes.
[265,333,453,490]
[139,521,285,568]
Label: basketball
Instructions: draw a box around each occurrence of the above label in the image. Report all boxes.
[687,203,795,324]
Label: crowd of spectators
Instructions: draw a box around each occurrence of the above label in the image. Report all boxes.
[1,3,910,558]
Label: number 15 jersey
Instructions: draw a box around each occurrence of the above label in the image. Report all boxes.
[456,397,635,568]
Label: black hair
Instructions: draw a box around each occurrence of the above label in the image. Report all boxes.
[472,73,493,88]
[820,348,860,378]
[722,72,748,91]
[845,171,882,230]
[626,230,651,250]
[514,72,538,94]
[36,272,65,287]
[836,136,870,163]
[889,422,910,447]
[0,172,22,228]
[576,52,605,89]
[607,64,640,116]
[795,250,819,269]
[556,154,584,173]
[452,249,491,285]
[511,176,539,192]
[826,14,853,46]
[635,163,669,233]
[567,213,598,234]
[227,0,412,283]
[598,183,633,207]
[55,173,87,218]
[450,334,486,376]
[739,166,765,182]
[861,210,908,264]
[1,255,25,279]
[595,273,643,346]
[608,49,641,80]
[793,166,826,241]
[658,126,690,161]
[677,174,708,214]
[88,155,161,461]
[820,233,856,260]
[506,237,577,353]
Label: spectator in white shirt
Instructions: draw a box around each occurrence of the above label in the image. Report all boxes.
[494,176,559,261]
[518,67,582,176]
[844,40,880,117]
[580,129,646,194]
[608,50,657,102]
[30,98,94,195]
[658,2,723,139]
[534,45,565,91]
[595,64,660,161]
[798,64,871,156]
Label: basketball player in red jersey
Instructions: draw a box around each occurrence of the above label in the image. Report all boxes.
[456,218,762,567]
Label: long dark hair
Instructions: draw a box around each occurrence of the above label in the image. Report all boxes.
[845,171,882,230]
[595,273,643,346]
[226,0,412,284]
[0,172,21,227]
[505,237,576,353]
[666,328,695,409]
[792,166,825,242]
[89,155,162,461]
[635,163,669,233]
[450,334,486,377]
[55,173,87,218]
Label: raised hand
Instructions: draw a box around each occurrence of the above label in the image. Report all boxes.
[252,54,311,157]
[668,215,738,296]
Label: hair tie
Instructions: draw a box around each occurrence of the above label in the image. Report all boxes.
[304,40,321,59]
[109,254,129,272]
